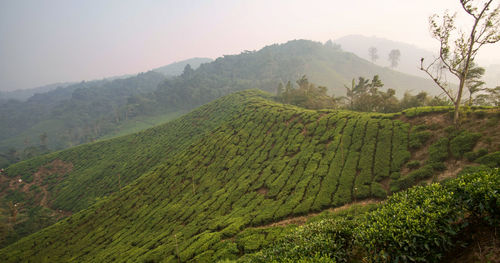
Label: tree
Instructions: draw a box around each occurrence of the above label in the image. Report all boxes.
[388,49,401,68]
[345,75,388,112]
[420,0,500,125]
[277,82,284,97]
[475,86,500,105]
[279,76,339,109]
[465,62,486,105]
[344,77,369,110]
[368,47,379,63]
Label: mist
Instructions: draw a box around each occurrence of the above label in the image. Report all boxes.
[1,0,499,91]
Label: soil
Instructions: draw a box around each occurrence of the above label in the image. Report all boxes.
[255,199,380,228]
[0,159,74,217]
[442,223,500,263]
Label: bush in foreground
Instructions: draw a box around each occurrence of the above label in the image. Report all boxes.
[248,169,499,263]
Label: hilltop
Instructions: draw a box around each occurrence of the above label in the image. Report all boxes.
[1,90,499,262]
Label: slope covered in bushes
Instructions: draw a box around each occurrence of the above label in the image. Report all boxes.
[0,90,419,262]
[1,90,498,262]
[0,91,258,247]
[245,168,500,263]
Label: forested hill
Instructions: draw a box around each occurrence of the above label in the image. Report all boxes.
[1,90,498,262]
[0,40,436,167]
[0,58,214,166]
[0,71,166,157]
[152,57,213,76]
[151,40,436,111]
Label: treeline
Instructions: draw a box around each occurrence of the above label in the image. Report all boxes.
[277,75,499,113]
[0,71,167,166]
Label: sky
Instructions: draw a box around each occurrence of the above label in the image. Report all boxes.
[1,0,499,91]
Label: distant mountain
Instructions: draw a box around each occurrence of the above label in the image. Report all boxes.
[153,57,213,76]
[0,57,215,158]
[335,34,500,89]
[335,35,436,79]
[0,41,438,167]
[0,57,211,103]
[150,39,439,113]
[0,82,75,102]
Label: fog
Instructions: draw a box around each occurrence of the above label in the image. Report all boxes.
[1,0,499,91]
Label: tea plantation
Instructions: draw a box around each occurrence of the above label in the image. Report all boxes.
[0,89,498,262]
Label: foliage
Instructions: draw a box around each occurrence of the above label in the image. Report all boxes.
[251,169,500,263]
[249,219,354,263]
[445,169,500,225]
[449,131,481,158]
[420,0,500,124]
[0,90,424,262]
[476,151,500,168]
[277,76,339,109]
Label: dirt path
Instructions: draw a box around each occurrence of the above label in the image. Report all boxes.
[255,199,380,229]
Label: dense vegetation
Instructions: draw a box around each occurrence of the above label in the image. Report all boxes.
[0,58,214,167]
[0,91,252,247]
[0,40,437,168]
[278,75,452,112]
[245,168,499,263]
[0,90,498,262]
[0,90,409,261]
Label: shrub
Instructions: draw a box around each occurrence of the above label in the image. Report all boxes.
[449,131,481,158]
[428,138,449,163]
[406,160,420,169]
[446,168,500,225]
[371,182,387,199]
[356,183,462,262]
[409,131,431,149]
[251,218,355,263]
[476,151,500,168]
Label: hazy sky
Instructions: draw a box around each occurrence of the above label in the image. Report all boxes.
[1,0,499,91]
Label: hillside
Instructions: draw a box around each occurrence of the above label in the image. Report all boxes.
[0,40,438,169]
[0,91,250,247]
[151,40,439,113]
[1,90,498,262]
[335,35,436,79]
[335,34,500,89]
[0,57,213,165]
[152,57,213,76]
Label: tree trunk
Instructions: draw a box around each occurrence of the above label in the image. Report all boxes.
[454,78,466,125]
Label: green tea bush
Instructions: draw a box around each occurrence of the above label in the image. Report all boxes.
[406,160,420,169]
[463,148,488,162]
[446,168,500,225]
[449,131,481,158]
[251,218,354,263]
[248,170,500,263]
[356,183,462,262]
[476,151,500,168]
[402,106,452,118]
[409,130,431,149]
[428,138,449,163]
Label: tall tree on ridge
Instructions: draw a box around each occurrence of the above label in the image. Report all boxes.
[421,0,500,125]
[388,49,401,68]
[368,47,379,63]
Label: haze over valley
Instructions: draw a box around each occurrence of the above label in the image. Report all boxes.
[0,1,499,262]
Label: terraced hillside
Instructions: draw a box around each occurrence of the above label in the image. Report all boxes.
[0,90,499,262]
[0,92,253,247]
